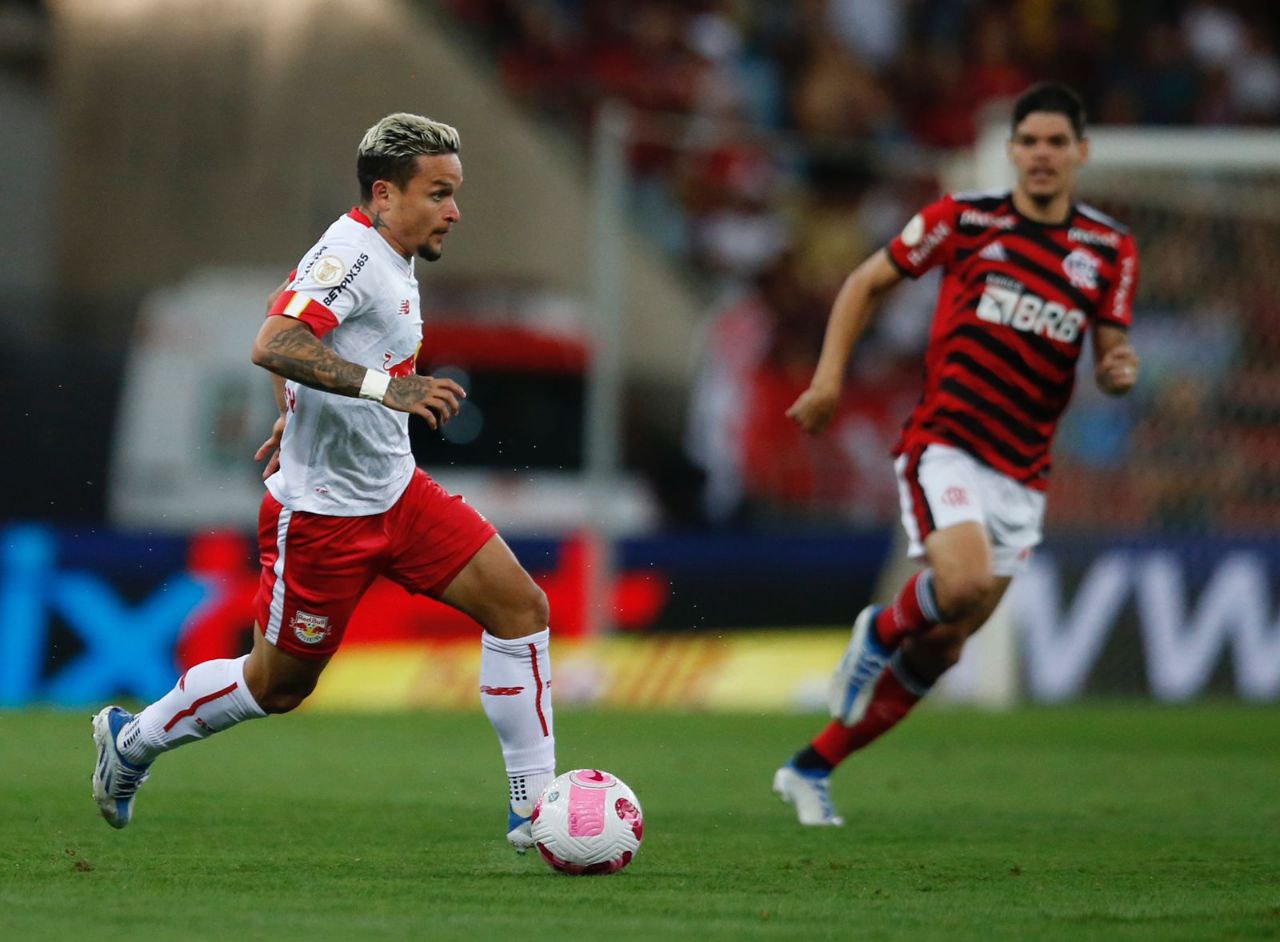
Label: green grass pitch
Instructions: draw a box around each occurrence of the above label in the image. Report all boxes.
[1,705,1277,941]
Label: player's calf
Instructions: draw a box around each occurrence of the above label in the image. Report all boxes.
[783,649,935,814]
[479,629,556,851]
[90,655,266,828]
[903,623,968,680]
[929,572,995,627]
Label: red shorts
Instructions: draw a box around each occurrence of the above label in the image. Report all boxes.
[254,469,496,658]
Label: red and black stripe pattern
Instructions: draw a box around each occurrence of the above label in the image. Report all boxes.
[886,192,1138,489]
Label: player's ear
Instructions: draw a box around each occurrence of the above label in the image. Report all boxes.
[1076,135,1090,166]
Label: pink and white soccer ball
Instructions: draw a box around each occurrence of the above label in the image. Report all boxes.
[530,769,644,875]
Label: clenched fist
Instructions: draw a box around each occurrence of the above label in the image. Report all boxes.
[1096,344,1139,396]
[786,384,841,435]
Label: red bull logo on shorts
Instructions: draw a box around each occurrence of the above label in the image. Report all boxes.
[291,611,331,645]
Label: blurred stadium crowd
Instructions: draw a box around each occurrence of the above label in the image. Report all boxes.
[451,0,1280,142]
[448,0,1280,533]
[0,0,1275,535]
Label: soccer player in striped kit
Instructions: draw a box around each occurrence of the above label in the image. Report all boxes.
[774,83,1141,825]
[92,114,555,851]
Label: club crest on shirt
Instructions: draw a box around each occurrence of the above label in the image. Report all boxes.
[311,255,348,287]
[291,611,331,645]
[1062,248,1100,290]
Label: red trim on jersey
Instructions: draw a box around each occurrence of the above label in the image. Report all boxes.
[347,207,373,227]
[528,643,550,737]
[162,683,239,732]
[268,290,340,338]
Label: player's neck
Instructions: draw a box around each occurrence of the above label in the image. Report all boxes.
[360,203,413,260]
[1011,188,1073,226]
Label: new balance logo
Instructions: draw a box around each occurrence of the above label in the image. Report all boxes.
[481,685,525,696]
[979,241,1007,262]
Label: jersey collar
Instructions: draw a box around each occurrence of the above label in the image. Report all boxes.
[1008,193,1076,229]
[348,206,416,274]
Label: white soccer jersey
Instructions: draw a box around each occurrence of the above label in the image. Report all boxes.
[264,208,423,516]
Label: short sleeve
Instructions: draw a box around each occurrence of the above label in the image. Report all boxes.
[885,195,960,279]
[268,238,372,338]
[1097,233,1138,329]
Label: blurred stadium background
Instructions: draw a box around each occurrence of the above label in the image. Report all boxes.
[3,0,1280,717]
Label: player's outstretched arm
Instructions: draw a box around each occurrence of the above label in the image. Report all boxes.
[1093,325,1140,396]
[786,248,904,435]
[250,317,464,429]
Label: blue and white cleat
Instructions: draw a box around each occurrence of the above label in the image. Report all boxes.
[91,706,151,829]
[828,605,893,725]
[506,804,534,853]
[772,763,844,827]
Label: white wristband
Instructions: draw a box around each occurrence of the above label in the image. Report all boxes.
[358,369,391,403]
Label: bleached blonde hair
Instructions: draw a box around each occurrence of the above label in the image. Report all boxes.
[357,113,460,198]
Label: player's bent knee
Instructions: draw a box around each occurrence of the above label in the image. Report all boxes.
[511,582,550,636]
[254,679,318,715]
[529,583,551,631]
[256,690,309,715]
[935,574,996,621]
[484,579,550,640]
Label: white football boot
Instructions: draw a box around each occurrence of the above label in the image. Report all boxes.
[772,764,844,827]
[507,805,534,853]
[828,605,893,725]
[91,706,152,829]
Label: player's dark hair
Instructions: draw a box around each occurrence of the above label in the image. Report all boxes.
[357,154,421,201]
[1011,82,1087,139]
[356,113,460,200]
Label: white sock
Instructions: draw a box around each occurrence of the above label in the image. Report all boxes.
[117,655,266,765]
[510,770,556,817]
[479,629,555,815]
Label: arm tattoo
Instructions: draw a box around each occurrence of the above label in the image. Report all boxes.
[257,322,367,398]
[382,375,432,413]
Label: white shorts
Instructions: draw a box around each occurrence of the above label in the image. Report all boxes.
[893,443,1046,577]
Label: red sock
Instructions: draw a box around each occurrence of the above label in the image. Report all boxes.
[810,659,928,767]
[874,569,942,647]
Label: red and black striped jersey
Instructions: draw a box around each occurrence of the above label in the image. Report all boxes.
[885,190,1139,490]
